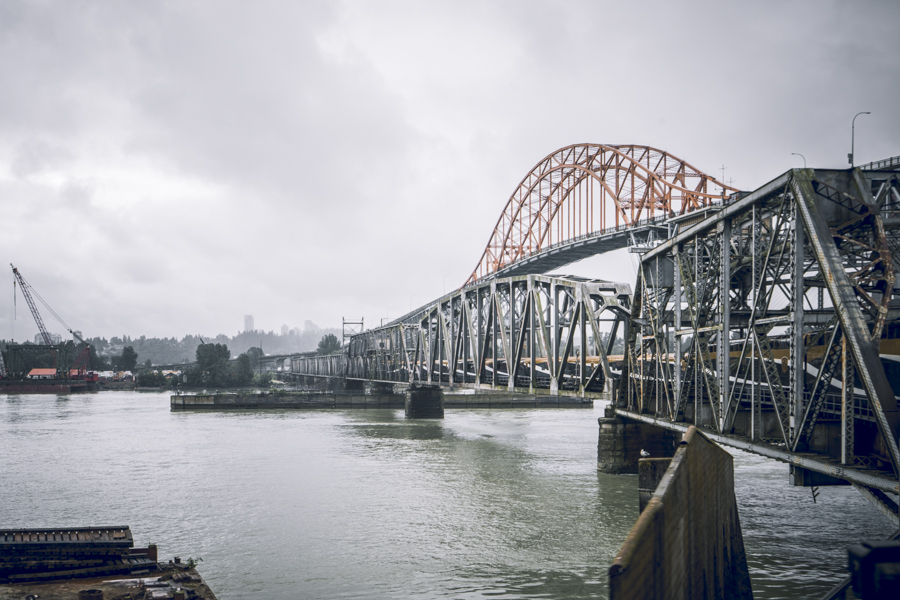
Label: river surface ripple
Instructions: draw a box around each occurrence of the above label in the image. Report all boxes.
[0,392,893,599]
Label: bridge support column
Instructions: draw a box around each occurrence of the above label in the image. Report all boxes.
[405,384,444,419]
[598,409,679,474]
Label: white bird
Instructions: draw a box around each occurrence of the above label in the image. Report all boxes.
[640,449,650,457]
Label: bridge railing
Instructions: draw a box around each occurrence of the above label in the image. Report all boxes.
[860,155,900,170]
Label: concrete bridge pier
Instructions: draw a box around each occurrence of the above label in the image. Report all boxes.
[405,384,444,419]
[597,408,679,474]
[370,382,395,394]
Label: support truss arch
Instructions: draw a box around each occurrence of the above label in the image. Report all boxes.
[468,144,737,284]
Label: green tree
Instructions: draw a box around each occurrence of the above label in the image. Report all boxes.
[195,343,231,387]
[253,370,274,386]
[317,334,341,355]
[233,353,254,387]
[88,344,109,370]
[119,346,138,370]
[137,370,165,387]
[245,346,264,365]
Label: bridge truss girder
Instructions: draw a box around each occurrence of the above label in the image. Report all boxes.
[295,275,631,399]
[618,167,900,486]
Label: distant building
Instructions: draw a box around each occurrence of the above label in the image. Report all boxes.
[244,315,254,332]
[27,368,56,379]
[72,330,82,341]
[33,333,62,345]
[281,324,289,336]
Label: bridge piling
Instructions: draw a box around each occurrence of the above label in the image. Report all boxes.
[598,409,680,474]
[405,384,444,419]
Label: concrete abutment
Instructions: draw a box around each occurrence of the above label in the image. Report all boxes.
[405,384,444,419]
[597,410,680,474]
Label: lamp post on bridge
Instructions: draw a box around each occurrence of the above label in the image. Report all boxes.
[791,153,806,168]
[849,111,871,167]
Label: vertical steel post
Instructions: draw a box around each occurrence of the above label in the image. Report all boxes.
[550,281,559,394]
[449,296,456,386]
[477,287,484,386]
[792,203,805,446]
[490,281,502,390]
[694,240,701,426]
[674,245,682,415]
[528,277,535,394]
[841,336,854,465]
[579,286,587,397]
[751,207,758,440]
[720,219,731,432]
[500,278,512,392]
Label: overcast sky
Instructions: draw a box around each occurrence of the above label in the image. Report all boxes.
[1,0,898,342]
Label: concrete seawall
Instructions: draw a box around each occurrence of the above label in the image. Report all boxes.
[609,426,752,600]
[171,391,593,410]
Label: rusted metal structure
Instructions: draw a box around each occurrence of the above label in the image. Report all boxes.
[0,526,155,582]
[616,165,900,506]
[467,144,736,284]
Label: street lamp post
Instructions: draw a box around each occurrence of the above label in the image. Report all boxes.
[849,111,871,167]
[791,153,807,168]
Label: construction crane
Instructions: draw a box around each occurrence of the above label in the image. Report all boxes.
[11,264,53,346]
[10,264,92,376]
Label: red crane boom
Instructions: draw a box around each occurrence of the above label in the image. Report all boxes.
[11,264,53,346]
[10,264,93,377]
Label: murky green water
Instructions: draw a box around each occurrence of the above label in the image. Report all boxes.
[0,393,893,598]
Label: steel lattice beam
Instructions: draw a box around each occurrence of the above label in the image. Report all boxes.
[618,167,900,482]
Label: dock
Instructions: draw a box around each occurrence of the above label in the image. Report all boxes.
[0,527,218,600]
[170,390,594,410]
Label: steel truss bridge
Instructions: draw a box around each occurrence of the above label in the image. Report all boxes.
[292,144,900,519]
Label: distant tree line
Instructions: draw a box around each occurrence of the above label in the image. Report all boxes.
[0,322,341,368]
[0,339,138,373]
[136,331,343,389]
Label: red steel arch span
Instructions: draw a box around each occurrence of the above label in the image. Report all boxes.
[467,144,739,284]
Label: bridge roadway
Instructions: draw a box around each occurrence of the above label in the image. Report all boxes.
[290,144,900,525]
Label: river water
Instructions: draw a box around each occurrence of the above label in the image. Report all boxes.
[0,392,894,599]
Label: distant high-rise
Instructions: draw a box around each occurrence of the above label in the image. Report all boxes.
[34,333,62,345]
[281,324,289,336]
[244,315,254,332]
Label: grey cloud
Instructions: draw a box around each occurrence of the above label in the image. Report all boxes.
[10,140,74,178]
[1,0,899,339]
